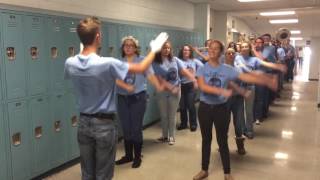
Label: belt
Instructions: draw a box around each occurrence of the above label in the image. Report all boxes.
[200,101,227,108]
[118,91,146,98]
[80,113,115,120]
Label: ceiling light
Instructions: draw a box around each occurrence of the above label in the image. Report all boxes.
[290,37,303,41]
[260,11,295,16]
[290,30,301,34]
[238,0,268,2]
[269,19,298,24]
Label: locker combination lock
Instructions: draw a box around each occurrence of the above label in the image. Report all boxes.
[6,47,16,60]
[51,47,58,59]
[12,133,21,146]
[30,47,38,60]
[35,126,42,139]
[54,121,61,132]
[71,116,78,127]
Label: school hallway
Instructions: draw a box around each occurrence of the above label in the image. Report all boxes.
[45,62,320,180]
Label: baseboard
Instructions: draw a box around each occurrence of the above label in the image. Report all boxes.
[308,78,319,81]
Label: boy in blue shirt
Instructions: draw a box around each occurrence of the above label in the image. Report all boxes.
[64,17,168,180]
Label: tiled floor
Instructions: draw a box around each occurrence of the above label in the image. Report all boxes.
[46,63,320,180]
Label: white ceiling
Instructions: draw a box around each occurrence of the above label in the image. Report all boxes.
[186,0,320,42]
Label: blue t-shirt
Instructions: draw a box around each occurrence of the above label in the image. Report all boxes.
[234,55,262,73]
[277,47,286,62]
[196,63,240,105]
[117,56,154,95]
[64,53,129,114]
[179,58,203,84]
[262,45,276,63]
[152,57,186,86]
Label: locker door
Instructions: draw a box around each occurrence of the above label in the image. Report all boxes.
[101,24,109,57]
[24,15,48,96]
[29,96,50,175]
[63,18,80,91]
[66,93,79,159]
[2,13,27,99]
[133,26,146,56]
[143,82,160,126]
[105,23,119,58]
[47,17,65,93]
[49,93,67,166]
[8,100,31,180]
[0,104,9,180]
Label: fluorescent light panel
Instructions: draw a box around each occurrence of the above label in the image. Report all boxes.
[290,37,303,41]
[269,19,298,24]
[260,11,295,16]
[291,30,301,34]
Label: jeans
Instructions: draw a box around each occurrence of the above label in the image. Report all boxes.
[179,82,197,128]
[156,91,181,138]
[286,59,296,81]
[78,115,117,180]
[254,85,269,120]
[227,95,245,138]
[244,86,255,135]
[198,102,231,174]
[117,91,146,144]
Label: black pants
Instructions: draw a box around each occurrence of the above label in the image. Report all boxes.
[198,102,231,174]
[117,91,147,144]
[179,82,197,128]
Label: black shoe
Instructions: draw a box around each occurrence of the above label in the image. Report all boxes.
[132,158,142,168]
[190,126,197,132]
[115,156,133,165]
[244,133,254,139]
[177,125,188,130]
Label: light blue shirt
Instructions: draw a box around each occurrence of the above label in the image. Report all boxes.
[277,47,286,62]
[179,58,203,84]
[152,57,186,86]
[262,45,276,63]
[64,53,129,114]
[234,55,262,73]
[196,63,240,105]
[117,56,154,95]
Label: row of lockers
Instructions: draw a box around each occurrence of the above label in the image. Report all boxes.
[0,8,203,180]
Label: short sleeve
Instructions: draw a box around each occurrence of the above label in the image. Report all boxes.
[64,60,71,79]
[253,57,263,68]
[145,65,155,76]
[196,66,205,78]
[194,58,204,70]
[226,65,240,81]
[108,58,129,80]
[175,57,186,70]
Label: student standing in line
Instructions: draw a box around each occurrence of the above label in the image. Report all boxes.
[177,44,203,132]
[64,17,168,180]
[115,36,163,168]
[152,41,196,145]
[193,40,278,180]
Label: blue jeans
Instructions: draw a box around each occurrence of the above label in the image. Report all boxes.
[227,95,245,138]
[117,91,146,144]
[254,85,269,120]
[78,115,117,180]
[179,82,197,128]
[156,91,181,138]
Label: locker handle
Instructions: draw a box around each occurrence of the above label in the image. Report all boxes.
[6,47,16,61]
[71,116,78,127]
[35,126,42,139]
[56,95,62,98]
[54,121,61,132]
[37,98,43,102]
[30,47,38,60]
[15,102,21,107]
[12,133,21,146]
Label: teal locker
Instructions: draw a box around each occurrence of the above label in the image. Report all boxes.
[29,96,50,175]
[143,83,160,125]
[24,15,48,96]
[63,18,80,91]
[2,13,27,99]
[0,104,9,180]
[132,26,146,56]
[100,24,109,57]
[7,100,31,180]
[49,93,68,167]
[105,23,119,58]
[66,93,79,160]
[47,17,66,93]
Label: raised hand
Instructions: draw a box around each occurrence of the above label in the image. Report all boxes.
[150,32,169,53]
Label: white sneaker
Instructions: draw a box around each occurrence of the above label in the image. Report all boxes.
[255,120,261,125]
[168,137,175,145]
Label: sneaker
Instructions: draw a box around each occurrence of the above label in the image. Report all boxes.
[193,170,208,180]
[255,119,261,125]
[156,137,168,143]
[168,137,175,145]
[244,132,254,139]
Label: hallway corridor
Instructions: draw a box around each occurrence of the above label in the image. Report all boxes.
[46,75,320,180]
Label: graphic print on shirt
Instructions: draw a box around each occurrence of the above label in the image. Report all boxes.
[166,67,178,83]
[204,72,223,98]
[124,73,136,85]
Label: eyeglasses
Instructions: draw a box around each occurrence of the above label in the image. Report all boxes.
[124,44,136,48]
